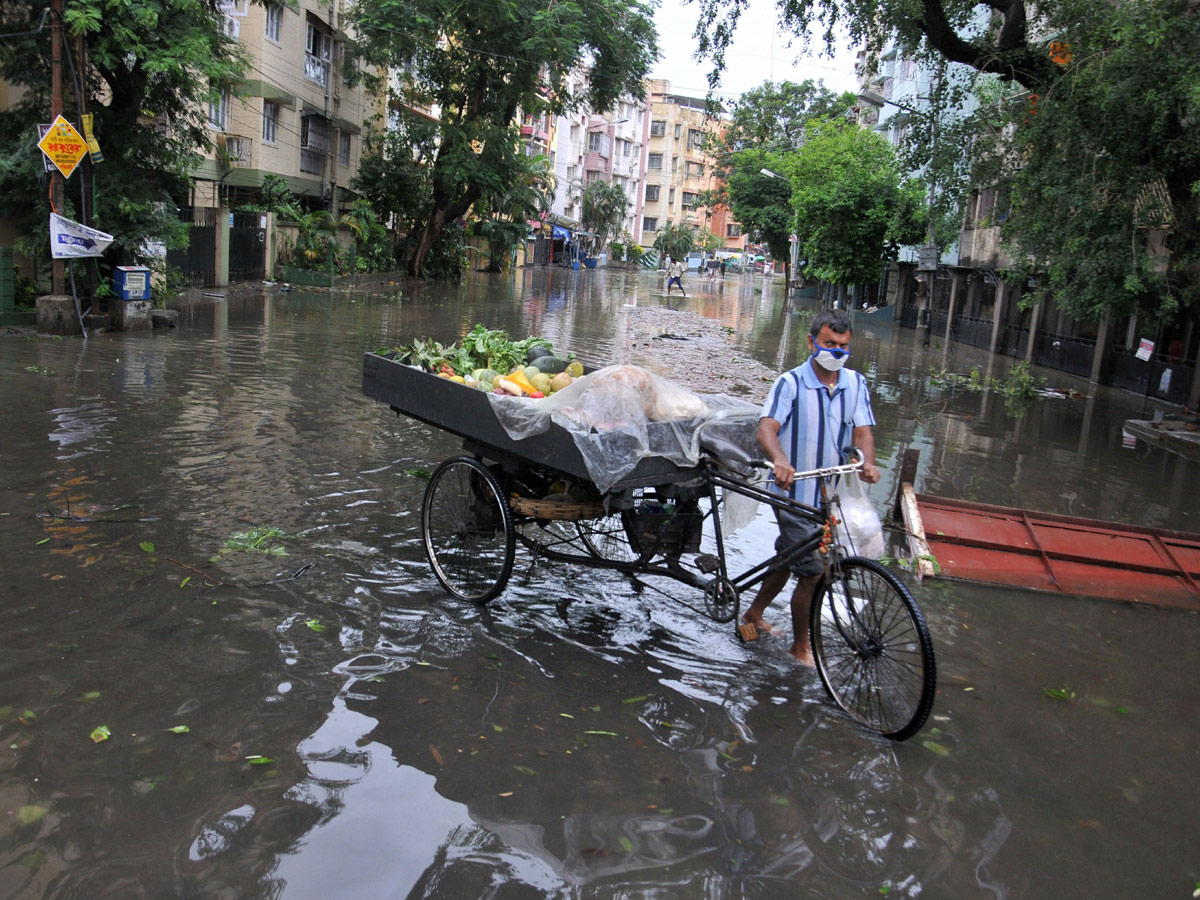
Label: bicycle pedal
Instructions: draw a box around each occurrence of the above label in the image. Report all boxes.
[736,622,759,643]
[694,553,720,574]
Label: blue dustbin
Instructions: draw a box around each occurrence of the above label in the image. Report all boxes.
[113,266,151,301]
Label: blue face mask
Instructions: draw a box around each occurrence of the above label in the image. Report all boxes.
[812,342,850,371]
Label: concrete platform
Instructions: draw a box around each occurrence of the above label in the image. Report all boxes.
[1123,418,1200,462]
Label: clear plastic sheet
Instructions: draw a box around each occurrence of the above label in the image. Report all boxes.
[488,364,761,498]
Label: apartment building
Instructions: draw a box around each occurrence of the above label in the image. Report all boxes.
[635,80,741,258]
[190,0,379,213]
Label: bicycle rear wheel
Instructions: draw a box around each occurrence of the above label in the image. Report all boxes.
[422,456,515,603]
[809,557,936,741]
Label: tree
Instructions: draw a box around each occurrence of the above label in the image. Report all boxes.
[705,81,856,286]
[652,220,695,262]
[694,226,722,254]
[350,0,657,277]
[0,1,245,275]
[473,154,555,272]
[579,181,630,254]
[694,0,1200,328]
[790,117,925,287]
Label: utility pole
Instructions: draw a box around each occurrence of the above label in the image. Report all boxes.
[50,0,65,295]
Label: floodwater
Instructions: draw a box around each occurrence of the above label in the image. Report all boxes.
[1,267,1197,899]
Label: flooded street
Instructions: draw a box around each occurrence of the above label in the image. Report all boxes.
[2,267,1197,899]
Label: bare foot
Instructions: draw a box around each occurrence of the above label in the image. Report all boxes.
[742,613,776,635]
[788,645,816,667]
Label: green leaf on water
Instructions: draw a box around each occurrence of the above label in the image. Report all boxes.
[80,691,100,701]
[165,725,190,734]
[1115,706,1128,715]
[514,765,536,776]
[17,805,47,825]
[305,619,325,633]
[879,885,891,895]
[245,755,274,765]
[589,704,601,712]
[921,740,951,756]
[20,710,36,724]
[583,730,618,736]
[139,541,155,553]
[771,796,791,807]
[36,537,50,545]
[400,468,431,478]
[560,713,574,719]
[493,724,504,733]
[90,725,111,743]
[1041,687,1075,701]
[618,835,633,853]
[622,695,647,704]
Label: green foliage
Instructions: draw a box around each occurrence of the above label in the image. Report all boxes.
[421,221,471,280]
[0,0,246,269]
[473,154,554,272]
[693,226,721,254]
[929,365,984,393]
[790,117,924,285]
[350,0,656,277]
[609,241,626,262]
[579,180,630,253]
[996,360,1044,416]
[652,221,695,262]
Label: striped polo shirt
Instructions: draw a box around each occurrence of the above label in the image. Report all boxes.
[759,359,876,507]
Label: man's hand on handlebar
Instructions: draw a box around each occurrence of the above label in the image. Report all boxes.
[771,459,796,490]
[859,462,881,484]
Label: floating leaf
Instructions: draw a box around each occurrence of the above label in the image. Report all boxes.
[622,695,647,704]
[19,710,37,724]
[17,805,47,825]
[514,765,536,776]
[179,576,192,588]
[771,796,791,807]
[560,713,575,719]
[80,691,100,701]
[498,791,513,797]
[139,541,155,553]
[36,538,50,545]
[400,468,431,478]
[245,755,274,765]
[430,745,444,766]
[165,725,190,734]
[583,730,618,736]
[90,725,111,743]
[1041,687,1075,701]
[618,835,633,853]
[921,740,951,756]
[492,724,504,733]
[305,619,326,633]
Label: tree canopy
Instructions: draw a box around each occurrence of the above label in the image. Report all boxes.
[0,1,245,273]
[790,117,925,286]
[350,0,658,277]
[579,180,630,253]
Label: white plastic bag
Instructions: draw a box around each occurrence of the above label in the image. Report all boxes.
[836,474,885,559]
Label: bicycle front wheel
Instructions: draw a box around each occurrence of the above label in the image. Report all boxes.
[810,557,936,741]
[422,456,515,603]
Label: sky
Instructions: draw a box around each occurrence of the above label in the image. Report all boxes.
[649,0,860,103]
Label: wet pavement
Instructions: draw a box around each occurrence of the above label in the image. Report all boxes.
[1,267,1197,898]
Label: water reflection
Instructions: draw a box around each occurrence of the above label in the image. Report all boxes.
[0,269,1196,899]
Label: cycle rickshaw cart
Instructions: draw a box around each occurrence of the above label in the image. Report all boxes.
[364,352,936,741]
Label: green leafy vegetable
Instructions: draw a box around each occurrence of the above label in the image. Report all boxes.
[90,725,111,743]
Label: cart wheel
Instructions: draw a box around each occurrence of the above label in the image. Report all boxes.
[422,456,515,603]
[809,557,936,741]
[577,513,643,563]
[703,576,739,623]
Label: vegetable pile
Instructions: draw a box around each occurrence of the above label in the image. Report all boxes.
[378,324,584,398]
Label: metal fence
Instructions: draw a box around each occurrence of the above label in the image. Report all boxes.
[165,207,217,286]
[1109,346,1196,405]
[229,211,266,283]
[950,314,993,349]
[1033,333,1095,378]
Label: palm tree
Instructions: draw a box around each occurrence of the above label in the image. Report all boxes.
[475,154,555,272]
[578,180,629,255]
[652,220,694,263]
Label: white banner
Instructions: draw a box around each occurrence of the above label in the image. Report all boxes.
[49,213,113,259]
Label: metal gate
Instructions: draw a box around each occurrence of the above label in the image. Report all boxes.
[229,211,266,282]
[166,207,217,286]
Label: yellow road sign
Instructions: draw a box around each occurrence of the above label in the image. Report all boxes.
[37,115,89,179]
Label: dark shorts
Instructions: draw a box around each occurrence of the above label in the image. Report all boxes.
[775,510,824,577]
[667,276,683,289]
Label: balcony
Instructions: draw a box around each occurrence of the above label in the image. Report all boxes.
[305,52,330,87]
[219,134,252,168]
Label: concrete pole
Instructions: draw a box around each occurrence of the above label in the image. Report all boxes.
[1025,300,1043,362]
[989,281,1007,354]
[1089,313,1111,384]
[942,271,961,365]
[50,0,65,295]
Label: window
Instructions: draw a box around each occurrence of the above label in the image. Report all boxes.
[681,191,697,209]
[650,120,665,137]
[566,165,576,182]
[643,217,657,232]
[265,3,281,42]
[668,187,675,203]
[300,115,330,175]
[305,20,332,86]
[645,184,659,201]
[687,128,704,150]
[686,160,705,177]
[262,100,278,143]
[207,89,229,130]
[338,132,350,166]
[647,152,663,169]
[622,140,631,157]
[587,130,607,153]
[726,224,741,237]
[674,123,681,139]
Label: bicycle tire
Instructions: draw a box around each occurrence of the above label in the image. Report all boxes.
[809,557,936,741]
[422,456,515,603]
